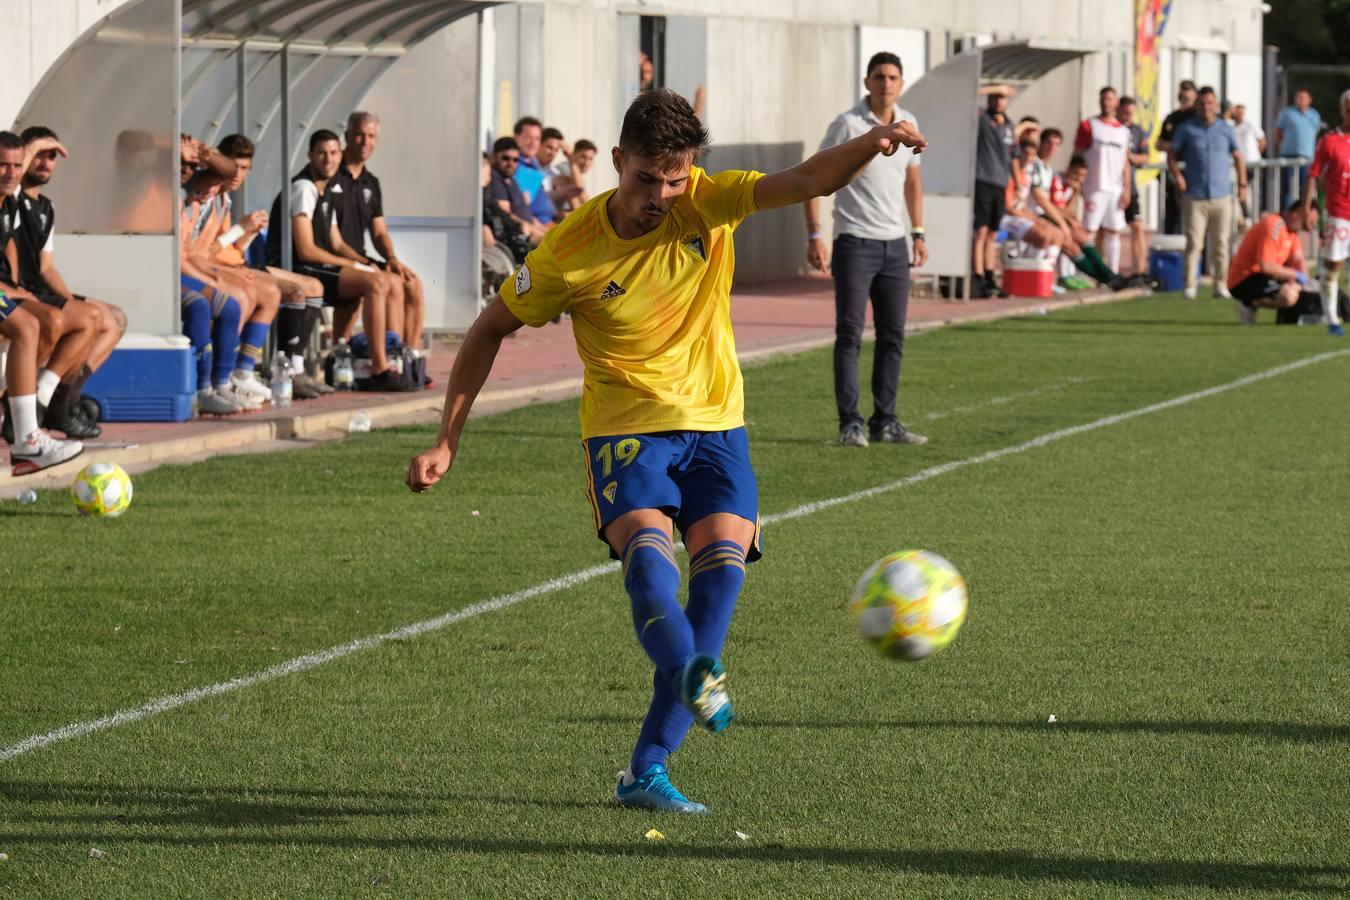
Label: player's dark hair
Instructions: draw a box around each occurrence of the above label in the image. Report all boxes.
[574,139,597,154]
[0,131,24,152]
[1019,137,1038,151]
[1100,86,1117,98]
[1018,115,1039,125]
[1285,195,1303,212]
[513,116,542,135]
[541,126,564,142]
[308,129,340,153]
[1069,153,1089,170]
[1197,86,1217,98]
[619,89,709,163]
[866,52,903,77]
[218,133,255,159]
[492,136,518,155]
[1119,95,1136,107]
[1178,79,1197,92]
[20,125,58,145]
[1040,127,1063,143]
[1294,86,1312,96]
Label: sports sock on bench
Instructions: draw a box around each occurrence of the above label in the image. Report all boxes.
[211,295,241,388]
[235,320,270,375]
[182,295,213,391]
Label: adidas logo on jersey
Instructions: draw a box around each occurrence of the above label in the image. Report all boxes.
[600,280,627,300]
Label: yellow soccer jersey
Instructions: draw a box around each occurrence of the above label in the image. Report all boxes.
[500,166,763,439]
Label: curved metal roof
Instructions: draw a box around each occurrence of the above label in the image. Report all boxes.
[173,0,496,207]
[978,40,1096,86]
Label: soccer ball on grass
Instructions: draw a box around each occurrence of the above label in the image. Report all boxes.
[71,462,134,518]
[850,550,967,661]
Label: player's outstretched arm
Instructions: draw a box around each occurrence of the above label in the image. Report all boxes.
[754,120,927,212]
[405,296,525,493]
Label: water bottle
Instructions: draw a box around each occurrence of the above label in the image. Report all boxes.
[270,351,293,408]
[334,341,355,391]
[16,489,37,506]
[347,410,372,433]
[400,346,417,386]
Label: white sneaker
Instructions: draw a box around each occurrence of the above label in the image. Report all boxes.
[1215,284,1232,300]
[1234,300,1256,326]
[12,429,82,476]
[197,387,243,416]
[225,384,265,410]
[1183,287,1198,300]
[230,371,273,404]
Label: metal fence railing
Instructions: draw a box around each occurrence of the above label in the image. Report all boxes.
[1137,156,1310,236]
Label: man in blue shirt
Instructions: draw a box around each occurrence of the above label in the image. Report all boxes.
[1167,86,1248,299]
[511,116,557,225]
[1273,88,1322,203]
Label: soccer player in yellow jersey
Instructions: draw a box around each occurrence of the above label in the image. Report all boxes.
[407,90,925,813]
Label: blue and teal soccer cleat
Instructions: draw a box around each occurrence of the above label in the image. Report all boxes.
[1330,323,1345,337]
[678,653,735,733]
[614,764,707,814]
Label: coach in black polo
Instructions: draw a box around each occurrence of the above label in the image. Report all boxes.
[333,111,425,351]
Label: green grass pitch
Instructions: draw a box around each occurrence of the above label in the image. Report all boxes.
[2,294,1349,897]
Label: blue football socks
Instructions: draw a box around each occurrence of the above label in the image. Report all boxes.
[182,294,213,389]
[236,320,270,373]
[211,295,241,387]
[622,528,693,674]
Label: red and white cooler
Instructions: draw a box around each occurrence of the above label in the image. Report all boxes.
[1002,258,1055,298]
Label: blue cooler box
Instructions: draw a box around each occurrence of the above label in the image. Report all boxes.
[1149,250,1185,292]
[85,335,196,422]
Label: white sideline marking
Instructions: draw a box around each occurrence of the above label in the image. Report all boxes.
[3,349,1346,763]
[923,377,1090,421]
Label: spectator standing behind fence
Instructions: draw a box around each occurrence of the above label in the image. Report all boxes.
[1156,80,1198,235]
[1230,103,1266,228]
[488,136,547,245]
[971,85,1016,298]
[805,51,928,449]
[1167,86,1248,300]
[554,140,597,217]
[1302,90,1350,337]
[511,117,556,226]
[1274,88,1321,203]
[1118,97,1151,280]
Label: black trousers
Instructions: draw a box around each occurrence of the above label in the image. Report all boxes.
[832,234,911,430]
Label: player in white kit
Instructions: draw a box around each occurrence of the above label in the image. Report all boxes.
[1074,87,1132,274]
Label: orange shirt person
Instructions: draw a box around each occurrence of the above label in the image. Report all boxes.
[1226,201,1310,323]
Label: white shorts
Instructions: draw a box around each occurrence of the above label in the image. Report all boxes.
[1324,217,1350,263]
[998,214,1036,243]
[1082,190,1126,232]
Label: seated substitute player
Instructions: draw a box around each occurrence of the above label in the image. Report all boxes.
[1226,198,1311,325]
[406,89,927,814]
[266,130,413,392]
[333,112,425,353]
[1302,89,1350,337]
[1027,137,1122,290]
[16,126,129,436]
[0,131,81,472]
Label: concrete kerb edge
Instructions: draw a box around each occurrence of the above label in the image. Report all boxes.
[0,288,1143,497]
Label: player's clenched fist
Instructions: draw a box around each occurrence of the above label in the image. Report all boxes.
[874,121,927,156]
[406,444,453,492]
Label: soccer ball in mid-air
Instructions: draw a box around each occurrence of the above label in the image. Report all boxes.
[71,462,134,518]
[850,550,967,661]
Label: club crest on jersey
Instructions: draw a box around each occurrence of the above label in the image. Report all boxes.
[682,233,706,261]
[600,280,627,300]
[515,264,532,295]
[602,481,618,504]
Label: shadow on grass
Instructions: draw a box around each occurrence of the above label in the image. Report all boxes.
[0,821,1343,893]
[0,778,605,826]
[568,714,1350,743]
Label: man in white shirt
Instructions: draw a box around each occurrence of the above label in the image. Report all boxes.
[1074,86,1132,273]
[1230,104,1266,227]
[805,51,927,448]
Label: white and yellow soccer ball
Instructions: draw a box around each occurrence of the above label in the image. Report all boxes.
[850,550,967,661]
[71,462,134,518]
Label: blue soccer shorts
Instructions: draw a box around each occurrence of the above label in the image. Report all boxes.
[582,427,762,562]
